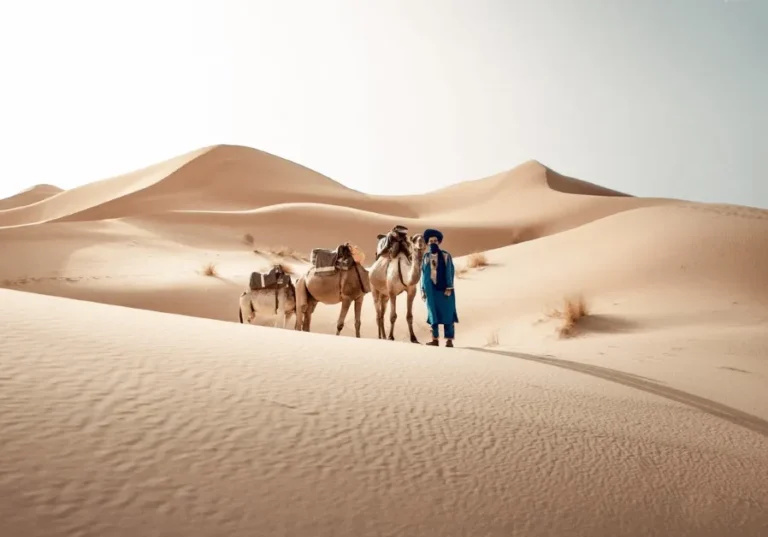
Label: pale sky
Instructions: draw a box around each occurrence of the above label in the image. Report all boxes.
[1,0,766,206]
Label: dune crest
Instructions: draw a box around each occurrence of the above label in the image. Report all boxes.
[542,166,630,197]
[0,183,63,211]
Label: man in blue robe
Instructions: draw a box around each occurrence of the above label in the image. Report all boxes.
[420,228,459,347]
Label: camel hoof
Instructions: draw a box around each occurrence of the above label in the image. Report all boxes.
[411,338,420,344]
[388,336,395,341]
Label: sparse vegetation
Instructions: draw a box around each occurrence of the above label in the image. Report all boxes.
[547,295,589,338]
[202,261,218,277]
[455,264,470,278]
[1,275,81,287]
[242,233,255,246]
[253,244,309,262]
[466,251,489,269]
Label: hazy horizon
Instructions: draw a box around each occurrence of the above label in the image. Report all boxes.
[1,0,765,206]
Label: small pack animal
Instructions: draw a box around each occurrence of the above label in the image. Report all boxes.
[249,265,289,290]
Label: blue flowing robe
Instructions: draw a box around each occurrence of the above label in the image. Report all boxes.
[420,250,459,325]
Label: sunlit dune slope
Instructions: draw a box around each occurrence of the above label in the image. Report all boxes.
[1,288,767,537]
[0,147,212,227]
[0,145,419,227]
[1,145,683,250]
[0,184,63,211]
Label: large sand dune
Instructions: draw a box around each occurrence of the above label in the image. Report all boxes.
[2,144,768,535]
[2,289,767,537]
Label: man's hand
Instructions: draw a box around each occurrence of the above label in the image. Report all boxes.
[420,289,426,301]
[444,289,452,296]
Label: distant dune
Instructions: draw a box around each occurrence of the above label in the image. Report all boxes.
[2,143,767,536]
[0,183,63,210]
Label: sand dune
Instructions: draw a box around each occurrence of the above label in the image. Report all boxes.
[0,147,211,227]
[0,183,63,210]
[2,289,767,537]
[2,144,768,535]
[0,145,416,228]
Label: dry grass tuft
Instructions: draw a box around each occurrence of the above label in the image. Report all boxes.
[466,251,489,269]
[547,295,589,338]
[455,264,470,279]
[201,261,218,277]
[242,233,255,246]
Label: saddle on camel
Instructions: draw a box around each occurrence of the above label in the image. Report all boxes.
[249,264,293,314]
[310,243,362,274]
[308,242,369,293]
[376,224,410,261]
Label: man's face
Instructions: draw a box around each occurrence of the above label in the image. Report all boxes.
[428,237,439,246]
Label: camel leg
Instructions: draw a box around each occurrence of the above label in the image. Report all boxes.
[295,304,306,330]
[274,291,286,328]
[294,277,308,331]
[387,293,398,341]
[377,294,390,339]
[238,295,246,324]
[239,292,254,324]
[336,297,353,336]
[284,311,294,330]
[405,288,419,343]
[353,294,364,338]
[372,289,383,339]
[303,300,318,332]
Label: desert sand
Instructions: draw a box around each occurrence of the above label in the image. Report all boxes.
[1,144,767,536]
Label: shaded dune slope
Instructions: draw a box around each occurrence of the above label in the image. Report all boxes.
[543,166,630,197]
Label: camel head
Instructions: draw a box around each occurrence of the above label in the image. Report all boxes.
[410,233,426,253]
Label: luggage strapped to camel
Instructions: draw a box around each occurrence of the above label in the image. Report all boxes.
[310,243,358,274]
[308,242,368,297]
[248,264,293,314]
[375,224,410,261]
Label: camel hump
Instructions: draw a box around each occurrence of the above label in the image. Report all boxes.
[249,265,289,290]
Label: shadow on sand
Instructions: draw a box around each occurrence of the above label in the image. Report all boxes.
[468,347,768,439]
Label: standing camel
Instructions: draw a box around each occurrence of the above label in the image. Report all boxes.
[369,232,427,342]
[238,265,297,329]
[294,243,371,337]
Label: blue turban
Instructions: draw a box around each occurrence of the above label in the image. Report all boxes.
[423,228,444,244]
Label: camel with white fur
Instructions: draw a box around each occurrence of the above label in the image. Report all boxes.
[238,275,297,329]
[369,233,427,342]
